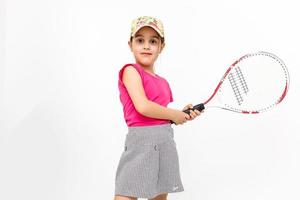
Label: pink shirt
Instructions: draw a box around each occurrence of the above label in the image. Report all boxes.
[118,63,173,127]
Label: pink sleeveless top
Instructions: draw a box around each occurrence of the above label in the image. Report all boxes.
[118,63,173,127]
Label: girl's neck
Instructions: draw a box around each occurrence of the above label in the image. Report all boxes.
[137,63,156,75]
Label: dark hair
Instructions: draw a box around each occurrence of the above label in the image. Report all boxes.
[130,36,165,44]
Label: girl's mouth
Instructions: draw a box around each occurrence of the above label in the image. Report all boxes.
[141,52,152,55]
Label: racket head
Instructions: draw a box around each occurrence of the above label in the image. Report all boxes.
[206,51,290,114]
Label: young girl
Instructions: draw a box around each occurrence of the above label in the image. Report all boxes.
[114,16,202,200]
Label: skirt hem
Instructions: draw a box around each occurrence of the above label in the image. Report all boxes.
[115,188,184,199]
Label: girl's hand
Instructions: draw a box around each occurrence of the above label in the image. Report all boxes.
[182,104,203,121]
[171,109,191,125]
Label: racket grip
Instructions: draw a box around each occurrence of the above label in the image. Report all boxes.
[183,103,205,114]
[170,103,205,124]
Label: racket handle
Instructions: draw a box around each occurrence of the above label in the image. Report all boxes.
[183,103,205,114]
[170,103,205,124]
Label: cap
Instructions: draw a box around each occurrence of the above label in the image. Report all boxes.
[130,16,164,39]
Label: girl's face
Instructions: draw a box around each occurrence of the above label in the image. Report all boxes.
[128,26,165,68]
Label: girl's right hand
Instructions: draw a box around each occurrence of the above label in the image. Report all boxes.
[171,110,191,125]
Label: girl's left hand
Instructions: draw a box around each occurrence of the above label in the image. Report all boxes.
[182,104,203,121]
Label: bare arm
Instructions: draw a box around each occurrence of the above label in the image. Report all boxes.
[122,66,189,124]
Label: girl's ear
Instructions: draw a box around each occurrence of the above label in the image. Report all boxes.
[128,41,133,52]
[160,43,165,53]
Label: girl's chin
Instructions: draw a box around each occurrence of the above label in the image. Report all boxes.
[136,60,153,67]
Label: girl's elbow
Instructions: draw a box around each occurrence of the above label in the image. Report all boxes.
[136,102,149,115]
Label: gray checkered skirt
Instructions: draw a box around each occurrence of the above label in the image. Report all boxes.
[114,123,184,199]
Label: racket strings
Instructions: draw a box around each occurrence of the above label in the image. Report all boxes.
[228,66,249,105]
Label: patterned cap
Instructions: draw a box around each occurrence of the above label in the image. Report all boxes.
[130,16,164,39]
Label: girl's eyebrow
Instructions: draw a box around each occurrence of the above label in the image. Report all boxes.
[134,34,159,39]
[134,34,143,38]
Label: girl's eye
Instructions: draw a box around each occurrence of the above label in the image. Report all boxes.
[150,39,158,44]
[136,38,144,43]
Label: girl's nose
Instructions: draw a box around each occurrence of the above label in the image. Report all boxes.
[143,42,150,50]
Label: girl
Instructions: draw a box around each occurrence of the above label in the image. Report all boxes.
[114,16,202,200]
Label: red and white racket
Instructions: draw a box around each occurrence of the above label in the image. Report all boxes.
[183,51,290,115]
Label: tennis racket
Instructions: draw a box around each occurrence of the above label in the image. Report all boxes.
[181,51,290,115]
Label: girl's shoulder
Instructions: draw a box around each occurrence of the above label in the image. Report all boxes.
[119,63,144,80]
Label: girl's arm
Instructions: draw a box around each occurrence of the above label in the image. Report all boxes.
[122,66,190,124]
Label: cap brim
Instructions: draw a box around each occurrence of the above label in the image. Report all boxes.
[131,25,164,38]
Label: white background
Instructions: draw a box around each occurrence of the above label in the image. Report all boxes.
[1,0,299,200]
